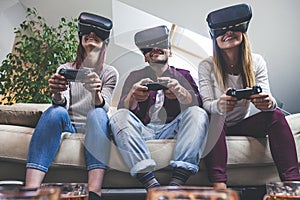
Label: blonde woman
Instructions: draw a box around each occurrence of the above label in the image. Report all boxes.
[198,4,300,189]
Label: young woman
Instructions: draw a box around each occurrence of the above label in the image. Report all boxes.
[25,12,118,200]
[198,4,300,189]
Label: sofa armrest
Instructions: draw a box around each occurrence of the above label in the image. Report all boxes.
[286,113,300,135]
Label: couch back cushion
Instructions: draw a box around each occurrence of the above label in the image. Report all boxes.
[0,103,50,128]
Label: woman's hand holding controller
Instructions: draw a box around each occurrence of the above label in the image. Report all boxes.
[49,73,68,100]
[250,93,274,110]
[82,72,104,106]
[82,72,102,93]
[218,89,238,113]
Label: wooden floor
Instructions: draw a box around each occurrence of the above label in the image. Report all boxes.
[101,186,266,200]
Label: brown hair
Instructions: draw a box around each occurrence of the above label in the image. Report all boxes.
[212,33,255,92]
[73,40,107,74]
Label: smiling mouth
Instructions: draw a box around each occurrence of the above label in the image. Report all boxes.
[223,35,236,42]
[85,36,98,42]
[150,49,164,57]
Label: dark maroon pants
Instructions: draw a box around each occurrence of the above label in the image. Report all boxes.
[204,109,300,183]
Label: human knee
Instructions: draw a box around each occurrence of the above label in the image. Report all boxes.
[87,108,108,123]
[109,109,131,123]
[261,108,286,125]
[273,108,286,119]
[184,106,209,121]
[43,105,69,122]
[109,109,138,141]
[109,109,133,131]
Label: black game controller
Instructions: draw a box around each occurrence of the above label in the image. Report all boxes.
[141,81,169,91]
[58,68,91,82]
[226,86,262,100]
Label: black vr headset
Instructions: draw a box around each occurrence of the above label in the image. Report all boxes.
[134,25,170,55]
[206,3,252,38]
[78,12,113,42]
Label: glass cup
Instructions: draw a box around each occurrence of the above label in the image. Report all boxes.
[146,186,240,200]
[42,183,88,200]
[263,181,300,200]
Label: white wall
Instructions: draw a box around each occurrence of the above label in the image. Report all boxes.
[1,0,300,113]
[0,0,26,63]
[119,0,300,114]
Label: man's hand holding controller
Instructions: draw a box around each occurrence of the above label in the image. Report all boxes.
[123,78,152,110]
[140,77,192,105]
[125,77,193,109]
[130,78,170,103]
[158,77,192,105]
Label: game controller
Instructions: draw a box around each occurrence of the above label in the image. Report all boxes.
[58,68,91,82]
[141,81,169,91]
[226,85,262,100]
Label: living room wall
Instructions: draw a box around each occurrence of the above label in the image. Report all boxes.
[1,0,300,113]
[0,0,26,67]
[118,0,300,114]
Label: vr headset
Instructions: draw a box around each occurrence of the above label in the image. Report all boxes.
[134,25,170,55]
[206,3,252,38]
[78,12,113,42]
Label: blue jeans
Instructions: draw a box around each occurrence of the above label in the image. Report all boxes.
[109,106,209,176]
[26,105,111,172]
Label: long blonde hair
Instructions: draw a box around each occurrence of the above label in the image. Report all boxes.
[212,33,255,92]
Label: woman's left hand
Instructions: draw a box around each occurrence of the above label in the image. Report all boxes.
[250,93,274,110]
[82,72,102,93]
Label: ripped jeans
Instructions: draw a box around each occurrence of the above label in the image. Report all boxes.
[109,106,209,176]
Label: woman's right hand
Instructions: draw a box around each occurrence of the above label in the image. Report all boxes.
[49,73,68,98]
[217,89,238,113]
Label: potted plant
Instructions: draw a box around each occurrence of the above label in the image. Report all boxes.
[0,8,78,104]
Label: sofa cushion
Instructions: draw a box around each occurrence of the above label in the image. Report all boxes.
[0,103,299,186]
[1,108,299,169]
[0,103,50,128]
[286,113,300,135]
[0,125,33,161]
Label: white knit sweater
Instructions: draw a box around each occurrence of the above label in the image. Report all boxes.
[55,62,118,124]
[198,53,276,127]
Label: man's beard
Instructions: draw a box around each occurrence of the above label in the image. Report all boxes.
[151,58,168,65]
[149,49,168,66]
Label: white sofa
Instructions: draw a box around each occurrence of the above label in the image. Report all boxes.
[1,103,300,189]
